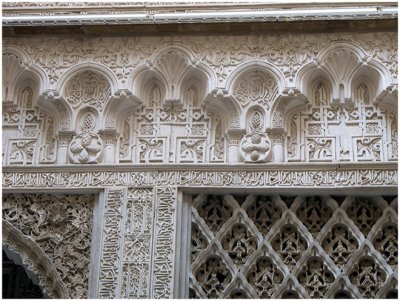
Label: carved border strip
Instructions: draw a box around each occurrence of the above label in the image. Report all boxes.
[97,188,125,298]
[3,166,397,189]
[152,186,176,298]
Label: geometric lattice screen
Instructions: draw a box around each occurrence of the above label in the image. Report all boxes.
[189,195,398,299]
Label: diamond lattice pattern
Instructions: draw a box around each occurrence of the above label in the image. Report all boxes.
[189,195,398,299]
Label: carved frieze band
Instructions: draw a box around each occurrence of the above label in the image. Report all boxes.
[3,166,397,190]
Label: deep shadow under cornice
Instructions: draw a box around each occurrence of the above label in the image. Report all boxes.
[2,19,398,38]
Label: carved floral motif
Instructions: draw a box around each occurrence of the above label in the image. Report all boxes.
[2,194,94,298]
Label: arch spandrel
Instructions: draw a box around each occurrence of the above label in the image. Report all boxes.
[3,221,68,298]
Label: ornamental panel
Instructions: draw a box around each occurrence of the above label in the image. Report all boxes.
[188,194,397,298]
[2,194,94,298]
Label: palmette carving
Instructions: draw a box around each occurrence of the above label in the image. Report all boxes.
[246,256,284,298]
[69,112,103,164]
[349,257,386,298]
[2,194,94,298]
[195,256,232,298]
[297,258,335,298]
[271,224,308,270]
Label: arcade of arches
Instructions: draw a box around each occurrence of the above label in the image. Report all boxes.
[2,5,398,299]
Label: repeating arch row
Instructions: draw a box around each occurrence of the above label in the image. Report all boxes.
[2,40,397,165]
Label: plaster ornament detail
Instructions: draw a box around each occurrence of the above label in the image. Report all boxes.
[221,223,258,265]
[271,224,308,270]
[68,112,103,163]
[348,257,386,298]
[297,258,335,298]
[321,224,359,269]
[2,194,94,299]
[65,71,111,111]
[240,111,272,163]
[246,256,284,298]
[195,256,232,298]
[233,71,278,109]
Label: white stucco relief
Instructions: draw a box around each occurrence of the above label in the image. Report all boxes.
[2,32,397,166]
[2,31,397,299]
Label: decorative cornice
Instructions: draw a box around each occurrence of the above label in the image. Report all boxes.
[3,2,397,27]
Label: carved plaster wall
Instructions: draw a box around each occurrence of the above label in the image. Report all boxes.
[2,32,397,165]
[2,30,398,299]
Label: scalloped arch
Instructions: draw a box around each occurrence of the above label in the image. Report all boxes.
[129,65,168,105]
[296,42,392,103]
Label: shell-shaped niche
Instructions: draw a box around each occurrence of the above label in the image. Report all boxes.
[322,49,360,82]
[64,71,111,112]
[232,70,278,109]
[3,54,25,103]
[155,50,189,84]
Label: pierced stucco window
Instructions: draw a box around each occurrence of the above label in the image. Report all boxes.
[175,193,398,299]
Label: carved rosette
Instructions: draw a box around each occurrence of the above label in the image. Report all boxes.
[240,132,272,163]
[68,132,103,163]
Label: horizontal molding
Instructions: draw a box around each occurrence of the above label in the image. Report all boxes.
[2,162,397,173]
[3,6,397,27]
[3,162,397,191]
